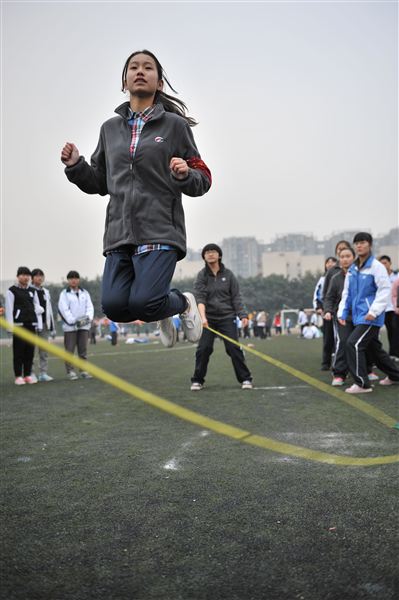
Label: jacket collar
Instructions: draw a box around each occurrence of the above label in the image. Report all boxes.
[114,101,165,122]
[354,253,374,271]
[205,262,225,275]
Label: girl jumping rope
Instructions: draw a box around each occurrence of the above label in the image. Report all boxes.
[61,49,212,347]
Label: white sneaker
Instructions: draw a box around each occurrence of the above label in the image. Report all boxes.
[190,382,203,391]
[180,292,203,343]
[80,371,93,379]
[15,376,26,386]
[345,384,372,394]
[157,317,177,348]
[68,371,79,381]
[241,380,253,390]
[24,374,38,384]
[38,373,54,382]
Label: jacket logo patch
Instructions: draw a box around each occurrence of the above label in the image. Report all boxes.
[222,277,226,281]
[154,137,165,143]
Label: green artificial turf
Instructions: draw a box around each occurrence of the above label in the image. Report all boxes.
[1,334,398,599]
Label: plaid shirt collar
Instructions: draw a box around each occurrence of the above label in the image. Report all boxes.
[128,105,155,157]
[127,104,155,122]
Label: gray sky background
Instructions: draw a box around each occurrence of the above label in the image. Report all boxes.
[2,0,398,283]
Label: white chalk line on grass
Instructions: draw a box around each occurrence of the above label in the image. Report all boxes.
[254,385,309,390]
[163,430,210,471]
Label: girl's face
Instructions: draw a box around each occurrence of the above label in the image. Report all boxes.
[336,242,349,256]
[124,53,163,98]
[339,249,354,270]
[325,258,336,271]
[32,274,44,287]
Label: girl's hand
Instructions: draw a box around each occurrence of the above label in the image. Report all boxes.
[338,318,346,326]
[170,157,189,180]
[324,312,332,321]
[365,313,376,321]
[61,142,80,167]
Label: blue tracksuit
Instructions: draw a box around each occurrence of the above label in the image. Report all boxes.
[338,255,391,327]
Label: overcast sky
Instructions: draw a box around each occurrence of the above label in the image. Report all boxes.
[1,0,397,283]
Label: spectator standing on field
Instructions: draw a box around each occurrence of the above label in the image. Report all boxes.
[190,244,253,391]
[31,268,56,382]
[285,317,292,334]
[89,318,99,344]
[378,255,399,360]
[297,309,308,337]
[255,310,267,339]
[58,271,94,381]
[5,267,43,385]
[317,257,338,370]
[109,321,119,345]
[273,312,282,335]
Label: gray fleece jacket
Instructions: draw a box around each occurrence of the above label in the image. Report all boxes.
[65,102,211,260]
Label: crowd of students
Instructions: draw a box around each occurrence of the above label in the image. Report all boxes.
[313,233,399,393]
[4,229,399,396]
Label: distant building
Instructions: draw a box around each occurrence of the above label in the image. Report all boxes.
[264,233,322,256]
[170,227,398,281]
[261,252,323,279]
[221,237,262,278]
[173,259,203,281]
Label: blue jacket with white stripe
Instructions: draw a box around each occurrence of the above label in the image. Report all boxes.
[337,255,391,327]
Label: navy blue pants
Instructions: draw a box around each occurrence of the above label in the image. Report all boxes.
[101,249,187,323]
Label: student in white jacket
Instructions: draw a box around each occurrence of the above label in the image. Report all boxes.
[58,270,94,380]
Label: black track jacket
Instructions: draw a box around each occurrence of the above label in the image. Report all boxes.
[194,263,248,322]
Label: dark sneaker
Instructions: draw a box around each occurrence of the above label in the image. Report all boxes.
[81,371,93,379]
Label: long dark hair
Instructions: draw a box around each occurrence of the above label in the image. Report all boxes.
[121,49,197,127]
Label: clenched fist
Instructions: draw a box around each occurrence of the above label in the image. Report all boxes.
[61,142,80,167]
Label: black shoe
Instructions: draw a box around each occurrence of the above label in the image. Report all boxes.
[320,365,330,371]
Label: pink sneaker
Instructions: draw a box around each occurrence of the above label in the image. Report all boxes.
[379,377,399,386]
[15,377,26,386]
[345,384,372,394]
[332,377,344,387]
[368,372,379,381]
[24,375,38,384]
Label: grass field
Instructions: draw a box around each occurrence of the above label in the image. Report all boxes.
[1,332,398,600]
